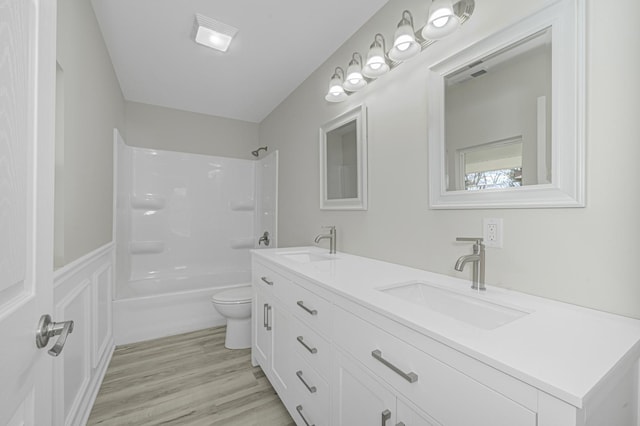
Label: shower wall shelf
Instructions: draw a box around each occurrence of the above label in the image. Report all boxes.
[129,241,165,254]
[130,195,166,210]
[229,238,256,249]
[229,200,255,211]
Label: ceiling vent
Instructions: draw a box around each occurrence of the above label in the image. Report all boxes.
[194,14,238,52]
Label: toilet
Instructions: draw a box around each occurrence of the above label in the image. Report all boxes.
[211,285,252,349]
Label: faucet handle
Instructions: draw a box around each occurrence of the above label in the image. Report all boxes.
[456,237,484,245]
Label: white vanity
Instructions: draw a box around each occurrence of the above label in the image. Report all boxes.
[251,247,640,426]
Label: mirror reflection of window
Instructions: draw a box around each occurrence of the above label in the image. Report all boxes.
[326,121,358,200]
[459,137,523,190]
[445,28,552,192]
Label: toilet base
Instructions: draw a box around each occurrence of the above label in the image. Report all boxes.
[224,317,251,349]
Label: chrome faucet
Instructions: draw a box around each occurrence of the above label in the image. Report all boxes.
[258,231,270,246]
[314,226,336,254]
[454,237,486,291]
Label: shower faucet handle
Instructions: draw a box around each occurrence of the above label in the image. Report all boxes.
[258,231,270,246]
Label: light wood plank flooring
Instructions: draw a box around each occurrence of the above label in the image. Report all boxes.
[87,327,295,426]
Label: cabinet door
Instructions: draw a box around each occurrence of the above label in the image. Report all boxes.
[397,399,440,426]
[271,303,292,395]
[253,290,272,367]
[333,350,397,426]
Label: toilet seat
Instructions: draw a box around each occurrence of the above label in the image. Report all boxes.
[211,286,252,305]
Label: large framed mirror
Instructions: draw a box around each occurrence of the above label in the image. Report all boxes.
[319,104,368,210]
[428,0,585,209]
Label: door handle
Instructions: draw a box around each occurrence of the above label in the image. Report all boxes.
[35,314,74,357]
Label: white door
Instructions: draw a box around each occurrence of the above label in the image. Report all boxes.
[0,0,58,425]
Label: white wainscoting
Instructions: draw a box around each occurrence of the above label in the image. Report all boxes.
[53,242,114,426]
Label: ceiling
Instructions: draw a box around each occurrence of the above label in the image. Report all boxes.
[91,0,391,123]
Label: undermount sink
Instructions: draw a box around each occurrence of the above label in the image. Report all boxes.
[379,281,529,330]
[277,251,335,263]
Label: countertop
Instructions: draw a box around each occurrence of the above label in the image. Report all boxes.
[252,246,640,408]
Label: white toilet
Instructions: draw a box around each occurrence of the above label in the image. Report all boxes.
[211,285,252,349]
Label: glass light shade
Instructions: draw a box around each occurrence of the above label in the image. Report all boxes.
[343,62,367,91]
[325,75,347,102]
[363,44,389,78]
[422,0,460,40]
[388,23,420,62]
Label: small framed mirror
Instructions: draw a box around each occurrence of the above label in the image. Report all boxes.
[319,105,368,210]
[428,0,585,209]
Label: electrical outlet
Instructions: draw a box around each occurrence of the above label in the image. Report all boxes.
[483,218,503,248]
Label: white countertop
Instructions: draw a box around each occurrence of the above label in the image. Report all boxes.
[253,246,640,408]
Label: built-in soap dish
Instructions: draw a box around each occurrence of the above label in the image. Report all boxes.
[230,199,255,211]
[130,194,165,210]
[129,241,165,254]
[229,237,255,249]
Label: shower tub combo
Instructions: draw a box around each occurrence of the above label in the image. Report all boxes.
[113,137,277,344]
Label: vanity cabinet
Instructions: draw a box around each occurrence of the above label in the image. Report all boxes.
[252,259,333,426]
[252,263,290,396]
[252,250,640,426]
[334,349,439,426]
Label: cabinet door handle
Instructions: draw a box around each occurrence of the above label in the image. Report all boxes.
[261,276,274,286]
[381,409,391,426]
[297,300,317,316]
[266,305,272,331]
[296,370,317,393]
[371,349,418,383]
[396,422,406,426]
[296,405,315,426]
[263,303,268,328]
[296,336,318,354]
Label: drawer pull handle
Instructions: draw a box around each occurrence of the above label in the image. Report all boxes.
[296,405,315,426]
[261,276,274,286]
[296,370,317,393]
[381,409,391,426]
[296,336,318,354]
[371,349,418,383]
[263,303,268,329]
[297,300,318,316]
[266,305,272,331]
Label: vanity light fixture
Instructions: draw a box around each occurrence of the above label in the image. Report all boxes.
[323,0,475,103]
[194,13,238,52]
[388,11,421,62]
[325,67,348,102]
[363,34,390,78]
[343,53,367,91]
[422,0,460,40]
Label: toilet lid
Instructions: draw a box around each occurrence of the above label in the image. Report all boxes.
[211,286,252,304]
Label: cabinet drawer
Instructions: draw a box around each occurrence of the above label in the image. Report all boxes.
[288,353,330,414]
[279,279,333,336]
[334,307,536,426]
[289,315,332,378]
[252,262,289,296]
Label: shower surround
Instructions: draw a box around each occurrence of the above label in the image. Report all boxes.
[113,135,277,344]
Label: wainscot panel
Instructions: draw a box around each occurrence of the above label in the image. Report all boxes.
[53,243,114,426]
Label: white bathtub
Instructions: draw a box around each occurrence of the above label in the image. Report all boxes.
[113,270,251,345]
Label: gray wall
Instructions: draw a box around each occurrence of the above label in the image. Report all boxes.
[56,0,125,266]
[259,0,640,319]
[124,101,259,160]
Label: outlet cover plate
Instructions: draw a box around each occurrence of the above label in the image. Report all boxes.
[483,218,503,248]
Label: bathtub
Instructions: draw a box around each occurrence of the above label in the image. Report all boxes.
[113,270,251,345]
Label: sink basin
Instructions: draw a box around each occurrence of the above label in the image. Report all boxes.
[379,281,529,329]
[278,251,335,263]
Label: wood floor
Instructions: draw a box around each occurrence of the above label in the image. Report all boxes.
[87,327,295,426]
